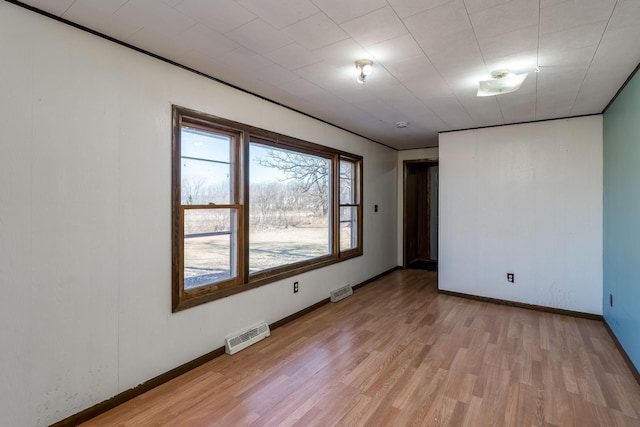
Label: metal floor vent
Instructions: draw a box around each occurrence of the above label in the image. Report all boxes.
[225,322,270,355]
[330,284,353,303]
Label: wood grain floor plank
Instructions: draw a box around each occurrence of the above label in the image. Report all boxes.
[80,270,640,426]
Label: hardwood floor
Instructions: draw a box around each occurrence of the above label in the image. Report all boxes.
[82,270,640,426]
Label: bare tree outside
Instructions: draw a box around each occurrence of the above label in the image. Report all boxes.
[179,128,357,289]
[249,143,330,272]
[257,149,330,216]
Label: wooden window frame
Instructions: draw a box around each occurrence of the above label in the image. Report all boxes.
[172,105,363,312]
[338,156,363,257]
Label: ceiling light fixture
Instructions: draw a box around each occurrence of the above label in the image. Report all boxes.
[477,69,528,97]
[355,59,373,84]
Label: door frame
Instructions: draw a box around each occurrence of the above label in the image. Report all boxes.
[402,159,439,269]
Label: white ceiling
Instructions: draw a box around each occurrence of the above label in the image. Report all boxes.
[17,0,640,149]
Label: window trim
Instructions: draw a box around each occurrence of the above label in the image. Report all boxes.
[172,105,363,312]
[338,156,363,256]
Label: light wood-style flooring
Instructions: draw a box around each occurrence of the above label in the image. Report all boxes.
[82,269,640,426]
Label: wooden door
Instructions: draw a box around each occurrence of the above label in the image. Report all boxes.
[403,160,438,269]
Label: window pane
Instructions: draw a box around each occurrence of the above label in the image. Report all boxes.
[340,206,358,251]
[181,127,230,163]
[183,208,237,290]
[181,127,232,205]
[340,160,355,204]
[181,158,231,205]
[249,143,330,273]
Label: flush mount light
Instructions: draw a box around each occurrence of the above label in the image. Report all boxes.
[355,59,373,84]
[477,69,528,97]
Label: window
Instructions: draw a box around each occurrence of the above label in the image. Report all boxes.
[249,141,331,276]
[172,106,362,311]
[339,158,361,253]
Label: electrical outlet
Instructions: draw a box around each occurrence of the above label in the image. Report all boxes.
[293,281,299,293]
[374,204,378,212]
[507,273,514,283]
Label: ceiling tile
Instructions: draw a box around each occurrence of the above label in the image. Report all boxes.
[263,43,322,70]
[279,78,325,99]
[476,25,538,60]
[535,96,575,120]
[419,31,485,76]
[483,49,538,74]
[376,84,433,111]
[587,25,640,76]
[540,0,616,35]
[226,18,293,53]
[404,75,454,101]
[15,0,640,149]
[217,46,275,74]
[425,96,477,129]
[464,0,512,14]
[237,0,319,29]
[115,0,196,40]
[311,38,370,63]
[340,6,408,47]
[608,0,640,30]
[242,80,291,104]
[283,12,349,50]
[538,44,596,68]
[498,97,537,123]
[404,0,474,45]
[539,21,606,53]
[461,95,504,125]
[469,0,538,40]
[179,24,240,59]
[178,52,232,80]
[540,0,566,8]
[384,128,439,150]
[356,97,409,123]
[535,86,580,119]
[64,0,129,17]
[312,0,388,25]
[127,28,190,61]
[300,102,376,135]
[359,67,409,92]
[366,34,425,64]
[293,60,353,91]
[494,78,537,122]
[257,63,301,87]
[383,55,440,83]
[20,0,75,15]
[282,90,343,117]
[176,0,256,33]
[572,76,621,114]
[61,0,142,40]
[386,0,453,19]
[536,65,586,93]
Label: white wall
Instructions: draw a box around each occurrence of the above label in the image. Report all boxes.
[396,148,439,265]
[429,166,439,259]
[439,117,603,314]
[0,4,397,426]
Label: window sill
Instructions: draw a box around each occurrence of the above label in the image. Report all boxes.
[172,250,363,312]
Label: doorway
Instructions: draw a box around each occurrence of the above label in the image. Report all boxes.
[403,160,438,271]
